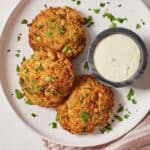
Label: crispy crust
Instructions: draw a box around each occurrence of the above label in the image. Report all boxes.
[56,75,114,134]
[28,6,86,58]
[19,50,74,107]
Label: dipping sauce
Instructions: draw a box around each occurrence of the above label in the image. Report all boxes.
[94,34,141,82]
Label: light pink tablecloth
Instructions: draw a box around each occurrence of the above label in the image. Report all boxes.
[43,112,150,150]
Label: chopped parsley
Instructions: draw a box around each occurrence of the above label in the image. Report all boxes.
[15,50,21,58]
[36,64,44,71]
[99,2,105,8]
[15,89,24,99]
[36,86,43,91]
[17,33,22,42]
[45,31,53,38]
[49,122,57,128]
[25,100,33,105]
[76,0,81,5]
[62,45,71,53]
[80,111,88,123]
[83,61,89,70]
[59,25,66,34]
[136,24,141,29]
[124,114,129,119]
[55,114,60,121]
[44,4,48,8]
[25,88,32,94]
[101,123,112,133]
[16,65,20,72]
[84,16,94,27]
[21,19,28,24]
[103,12,127,24]
[21,56,26,63]
[127,88,134,100]
[45,76,55,82]
[31,113,38,118]
[114,114,123,122]
[117,104,124,113]
[71,0,81,5]
[132,99,137,104]
[93,9,100,14]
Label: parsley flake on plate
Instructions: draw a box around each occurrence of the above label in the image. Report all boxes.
[21,19,28,24]
[15,89,24,99]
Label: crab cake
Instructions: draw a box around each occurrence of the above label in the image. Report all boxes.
[56,75,114,134]
[29,6,86,58]
[18,50,74,107]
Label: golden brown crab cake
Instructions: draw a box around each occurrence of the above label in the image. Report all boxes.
[56,75,114,134]
[28,6,86,58]
[18,50,74,107]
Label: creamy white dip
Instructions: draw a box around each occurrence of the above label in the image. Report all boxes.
[94,34,141,82]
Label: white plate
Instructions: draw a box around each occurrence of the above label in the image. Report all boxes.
[0,0,150,147]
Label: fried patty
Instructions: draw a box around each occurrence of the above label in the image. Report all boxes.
[56,75,114,134]
[29,6,86,58]
[19,50,74,107]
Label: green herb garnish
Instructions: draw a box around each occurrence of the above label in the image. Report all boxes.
[36,86,43,91]
[59,25,66,34]
[45,76,55,82]
[21,19,28,24]
[103,12,127,24]
[62,45,71,53]
[83,61,89,70]
[101,123,112,133]
[132,99,137,104]
[15,89,23,99]
[17,33,22,42]
[117,104,124,113]
[84,16,94,27]
[76,0,81,5]
[25,100,33,105]
[25,88,31,94]
[31,113,38,118]
[114,114,123,122]
[80,111,88,123]
[44,4,48,8]
[99,2,105,7]
[49,122,57,128]
[136,24,141,29]
[56,114,60,121]
[15,54,20,57]
[36,64,44,71]
[45,31,53,38]
[127,88,134,100]
[93,9,100,14]
[103,12,115,22]
[124,114,129,119]
[16,65,20,72]
[21,57,26,63]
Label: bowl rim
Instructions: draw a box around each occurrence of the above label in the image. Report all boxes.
[87,27,148,88]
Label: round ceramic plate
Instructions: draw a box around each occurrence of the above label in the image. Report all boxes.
[0,0,150,147]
